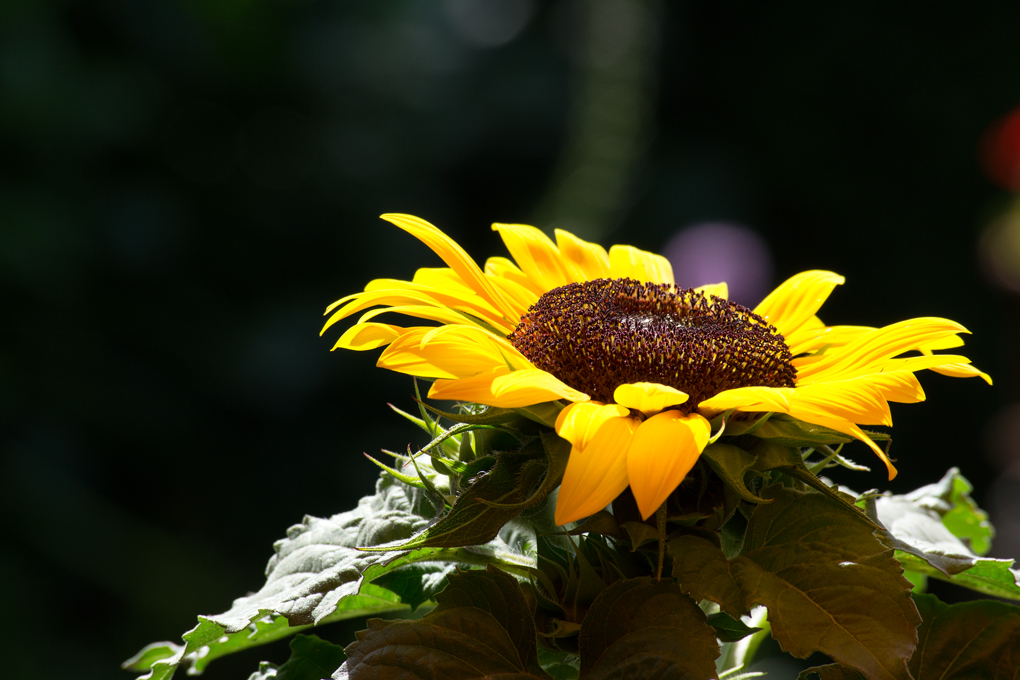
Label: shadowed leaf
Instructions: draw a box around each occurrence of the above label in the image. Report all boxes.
[343,566,548,679]
[909,593,1020,679]
[578,577,720,680]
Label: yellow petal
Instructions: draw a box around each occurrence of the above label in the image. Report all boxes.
[555,229,611,280]
[492,223,580,291]
[694,282,728,299]
[753,271,845,337]
[428,368,590,408]
[627,411,711,520]
[930,362,993,385]
[555,413,638,525]
[697,386,791,416]
[332,322,407,351]
[357,305,473,327]
[785,324,874,357]
[555,402,631,449]
[377,326,512,379]
[613,382,689,416]
[484,256,545,296]
[382,213,519,321]
[608,244,675,284]
[796,317,969,382]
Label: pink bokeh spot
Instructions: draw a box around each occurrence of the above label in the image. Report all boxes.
[663,222,774,307]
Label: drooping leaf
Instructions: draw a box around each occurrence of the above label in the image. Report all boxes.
[577,577,720,680]
[370,562,457,611]
[872,470,1020,601]
[898,467,993,555]
[706,612,762,643]
[909,593,1020,679]
[247,635,347,680]
[342,565,549,679]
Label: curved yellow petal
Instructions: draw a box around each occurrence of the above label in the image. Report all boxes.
[694,282,728,299]
[785,325,874,357]
[428,367,589,408]
[377,326,513,379]
[332,322,407,351]
[357,305,473,327]
[485,256,545,296]
[555,229,611,280]
[930,362,993,385]
[796,317,969,381]
[697,386,791,416]
[323,282,512,335]
[555,411,638,525]
[555,402,630,448]
[382,213,519,321]
[419,324,533,371]
[753,271,845,337]
[608,244,674,284]
[627,411,711,520]
[613,382,688,416]
[492,223,580,291]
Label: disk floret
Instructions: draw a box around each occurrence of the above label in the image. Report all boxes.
[509,278,797,406]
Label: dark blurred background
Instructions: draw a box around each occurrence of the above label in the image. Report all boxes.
[4,1,1020,678]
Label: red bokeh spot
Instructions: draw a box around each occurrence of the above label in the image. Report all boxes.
[982,105,1020,192]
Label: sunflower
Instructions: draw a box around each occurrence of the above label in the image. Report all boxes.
[324,214,990,526]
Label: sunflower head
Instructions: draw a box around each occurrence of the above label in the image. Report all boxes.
[509,277,797,408]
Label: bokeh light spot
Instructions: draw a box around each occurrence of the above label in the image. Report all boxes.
[662,222,774,306]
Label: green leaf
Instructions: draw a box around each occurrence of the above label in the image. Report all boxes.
[370,562,457,611]
[899,467,993,555]
[706,612,762,643]
[725,413,852,447]
[909,593,1020,679]
[577,577,720,680]
[125,473,451,679]
[675,487,920,680]
[537,648,580,680]
[701,442,770,504]
[343,565,549,679]
[872,470,1020,601]
[251,635,347,680]
[734,486,919,680]
[669,534,748,618]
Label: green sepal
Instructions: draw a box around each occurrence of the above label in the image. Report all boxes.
[416,400,523,425]
[358,439,550,551]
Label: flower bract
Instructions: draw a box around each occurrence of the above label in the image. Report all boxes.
[324,214,990,526]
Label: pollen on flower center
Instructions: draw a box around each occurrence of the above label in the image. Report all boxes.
[508,278,797,407]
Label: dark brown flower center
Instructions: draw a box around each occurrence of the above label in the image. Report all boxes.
[509,278,797,407]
